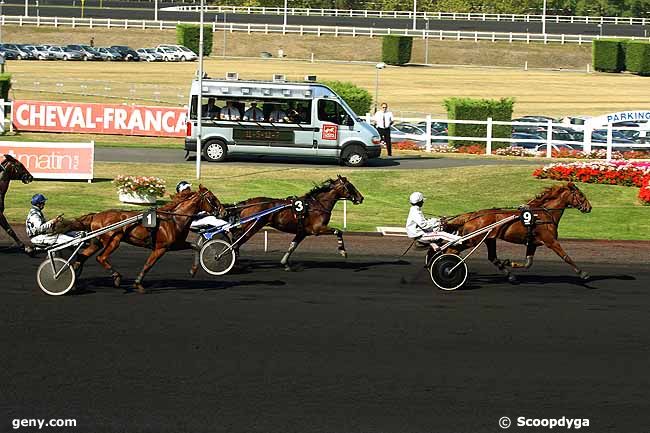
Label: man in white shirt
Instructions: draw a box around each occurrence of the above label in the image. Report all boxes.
[25,194,76,247]
[220,101,241,121]
[243,102,264,121]
[268,106,287,123]
[405,192,459,248]
[373,102,394,156]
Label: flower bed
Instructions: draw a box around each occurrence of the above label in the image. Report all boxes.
[640,178,650,205]
[533,161,650,187]
[112,175,166,197]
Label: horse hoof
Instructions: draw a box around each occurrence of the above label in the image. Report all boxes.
[190,266,198,278]
[284,265,292,272]
[134,284,147,294]
[24,245,36,257]
[112,273,122,288]
[580,271,590,280]
[507,275,519,284]
[339,249,348,258]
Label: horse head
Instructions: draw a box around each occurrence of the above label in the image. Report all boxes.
[333,175,364,205]
[197,184,227,218]
[1,154,34,184]
[563,182,592,213]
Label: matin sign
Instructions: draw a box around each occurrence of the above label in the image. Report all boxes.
[11,100,187,137]
[0,141,94,181]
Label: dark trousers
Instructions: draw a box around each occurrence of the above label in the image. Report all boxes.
[377,127,392,156]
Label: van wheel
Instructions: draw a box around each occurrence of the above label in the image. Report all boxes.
[203,141,228,162]
[341,145,367,167]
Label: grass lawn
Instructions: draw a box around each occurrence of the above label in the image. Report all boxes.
[4,162,648,240]
[7,57,650,118]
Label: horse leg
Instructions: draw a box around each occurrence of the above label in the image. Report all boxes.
[544,239,590,280]
[280,232,306,271]
[73,237,103,276]
[0,213,32,255]
[485,238,518,283]
[133,247,168,294]
[334,228,347,258]
[509,244,537,270]
[95,234,124,288]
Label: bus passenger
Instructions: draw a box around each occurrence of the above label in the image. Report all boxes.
[202,97,219,119]
[243,102,264,121]
[220,101,241,120]
[268,106,287,123]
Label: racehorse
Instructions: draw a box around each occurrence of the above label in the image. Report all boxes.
[60,185,226,293]
[441,182,592,282]
[225,175,364,271]
[0,155,35,255]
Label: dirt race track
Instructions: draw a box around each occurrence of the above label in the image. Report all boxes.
[2,231,650,433]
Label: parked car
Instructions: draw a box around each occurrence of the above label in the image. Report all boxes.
[154,46,180,62]
[390,122,447,146]
[0,47,19,60]
[156,44,197,61]
[110,45,140,61]
[136,48,164,62]
[510,132,544,149]
[96,47,124,61]
[66,44,101,61]
[23,45,56,60]
[47,46,83,61]
[414,120,448,135]
[0,44,34,60]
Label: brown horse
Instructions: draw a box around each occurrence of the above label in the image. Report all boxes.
[61,185,226,293]
[442,182,592,283]
[0,155,35,255]
[225,175,364,271]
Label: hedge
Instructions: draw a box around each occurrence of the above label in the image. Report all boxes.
[382,35,412,66]
[0,73,10,101]
[592,39,626,72]
[322,80,372,115]
[444,97,515,148]
[623,41,650,76]
[176,24,213,56]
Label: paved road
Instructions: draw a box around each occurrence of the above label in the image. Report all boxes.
[3,2,649,37]
[95,147,540,169]
[1,234,649,432]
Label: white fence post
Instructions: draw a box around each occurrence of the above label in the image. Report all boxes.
[264,230,268,252]
[343,200,347,229]
[583,124,592,154]
[546,119,553,158]
[0,99,5,134]
[486,117,493,155]
[606,123,613,161]
[425,114,432,152]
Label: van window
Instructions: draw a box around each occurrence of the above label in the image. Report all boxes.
[190,96,312,124]
[318,100,350,125]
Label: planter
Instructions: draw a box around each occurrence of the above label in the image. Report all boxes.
[118,191,157,205]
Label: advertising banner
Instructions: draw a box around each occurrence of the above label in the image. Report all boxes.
[0,141,94,181]
[11,100,187,138]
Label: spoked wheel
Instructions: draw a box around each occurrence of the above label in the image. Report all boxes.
[37,257,76,296]
[200,239,236,276]
[429,253,468,291]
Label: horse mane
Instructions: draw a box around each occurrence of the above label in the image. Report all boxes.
[306,179,335,196]
[527,184,566,207]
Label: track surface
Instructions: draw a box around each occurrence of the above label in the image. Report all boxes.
[3,3,648,37]
[2,233,649,432]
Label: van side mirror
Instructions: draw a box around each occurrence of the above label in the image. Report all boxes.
[346,117,354,127]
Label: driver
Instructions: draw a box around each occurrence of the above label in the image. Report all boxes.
[406,191,459,247]
[25,194,76,247]
[175,181,229,230]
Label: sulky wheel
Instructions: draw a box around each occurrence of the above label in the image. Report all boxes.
[429,253,468,291]
[37,257,76,296]
[200,239,237,276]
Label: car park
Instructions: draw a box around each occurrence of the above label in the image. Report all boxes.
[156,44,198,61]
[23,45,56,60]
[110,45,140,61]
[0,44,34,60]
[0,47,19,60]
[136,48,164,62]
[96,47,124,61]
[46,46,83,61]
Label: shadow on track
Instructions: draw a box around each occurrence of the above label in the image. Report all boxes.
[470,273,636,290]
[76,277,287,294]
[238,258,411,273]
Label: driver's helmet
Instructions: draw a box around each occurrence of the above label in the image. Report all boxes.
[176,181,192,194]
[31,193,47,206]
[409,191,425,205]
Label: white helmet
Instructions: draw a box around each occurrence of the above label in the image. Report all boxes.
[409,191,425,205]
[176,180,192,193]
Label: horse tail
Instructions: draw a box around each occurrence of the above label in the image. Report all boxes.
[54,213,95,234]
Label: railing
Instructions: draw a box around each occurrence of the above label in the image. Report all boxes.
[165,5,650,26]
[369,115,650,161]
[0,100,13,133]
[3,16,649,45]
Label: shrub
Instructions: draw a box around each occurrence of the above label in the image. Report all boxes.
[0,73,11,101]
[321,80,372,115]
[623,40,650,76]
[592,39,626,73]
[443,97,515,148]
[176,24,213,56]
[382,36,413,66]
